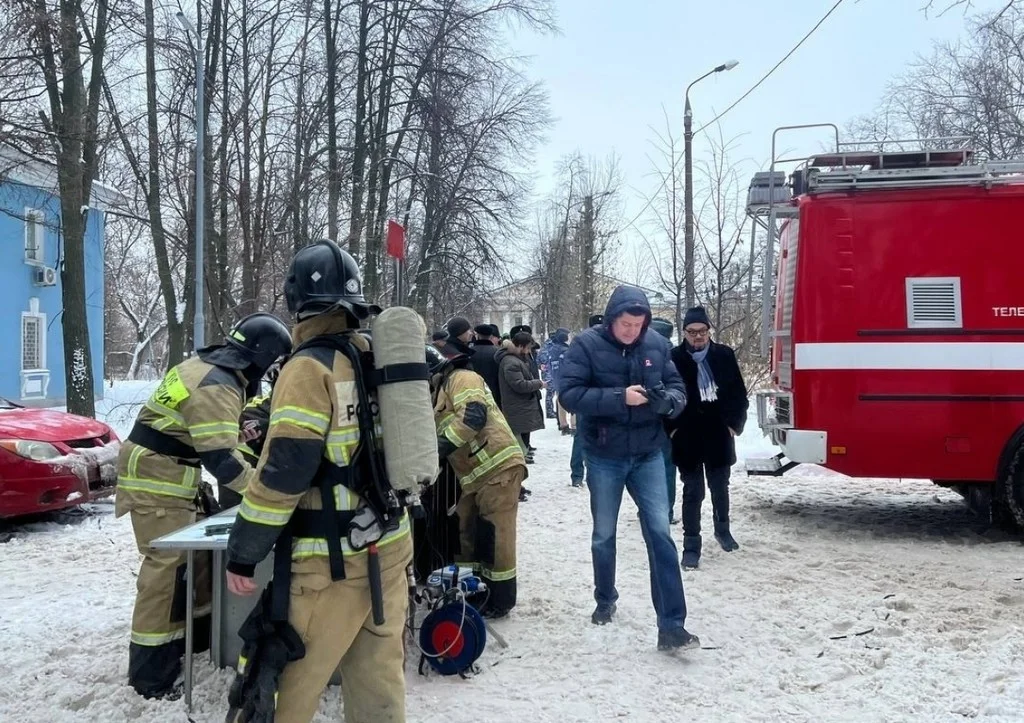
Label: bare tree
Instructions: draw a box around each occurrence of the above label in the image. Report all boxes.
[853,6,1024,160]
[1,0,114,415]
[639,108,686,333]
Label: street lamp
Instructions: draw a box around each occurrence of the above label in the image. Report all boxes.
[683,59,738,310]
[176,11,206,350]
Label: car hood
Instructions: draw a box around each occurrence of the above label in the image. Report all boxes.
[0,408,110,443]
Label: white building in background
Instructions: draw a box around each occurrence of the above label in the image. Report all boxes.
[470,275,544,336]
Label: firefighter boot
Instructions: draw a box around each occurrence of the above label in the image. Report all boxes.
[709,472,739,552]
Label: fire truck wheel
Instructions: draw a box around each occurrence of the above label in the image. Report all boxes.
[996,442,1024,533]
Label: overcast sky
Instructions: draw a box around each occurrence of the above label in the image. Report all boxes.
[507,0,1007,281]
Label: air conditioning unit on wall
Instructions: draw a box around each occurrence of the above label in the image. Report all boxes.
[33,266,57,287]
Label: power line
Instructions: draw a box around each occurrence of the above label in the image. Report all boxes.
[695,0,845,134]
[618,0,846,235]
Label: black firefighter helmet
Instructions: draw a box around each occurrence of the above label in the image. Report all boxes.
[226,312,293,376]
[285,239,382,321]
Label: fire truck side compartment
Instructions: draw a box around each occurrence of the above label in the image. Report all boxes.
[783,183,1024,483]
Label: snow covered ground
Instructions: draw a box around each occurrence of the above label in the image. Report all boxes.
[1,382,1023,722]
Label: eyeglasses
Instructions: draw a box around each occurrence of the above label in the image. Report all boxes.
[684,328,709,338]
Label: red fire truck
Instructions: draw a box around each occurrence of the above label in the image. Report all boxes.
[745,125,1024,531]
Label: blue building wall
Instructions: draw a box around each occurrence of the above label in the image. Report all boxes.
[0,180,106,406]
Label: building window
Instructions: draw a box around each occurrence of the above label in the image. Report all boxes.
[24,208,44,265]
[22,312,44,371]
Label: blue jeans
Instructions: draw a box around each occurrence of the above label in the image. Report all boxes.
[571,433,586,483]
[587,450,687,630]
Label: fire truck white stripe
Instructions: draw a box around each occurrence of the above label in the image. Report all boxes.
[794,342,1024,371]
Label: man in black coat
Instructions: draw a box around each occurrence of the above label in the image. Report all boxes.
[441,316,476,358]
[665,306,749,569]
[469,323,503,407]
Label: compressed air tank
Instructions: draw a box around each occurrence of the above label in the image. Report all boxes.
[372,306,439,499]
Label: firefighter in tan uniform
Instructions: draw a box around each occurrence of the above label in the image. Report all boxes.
[225,240,416,723]
[431,352,527,618]
[115,312,292,699]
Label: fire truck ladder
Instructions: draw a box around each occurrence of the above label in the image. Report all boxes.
[746,123,841,358]
[802,154,1024,192]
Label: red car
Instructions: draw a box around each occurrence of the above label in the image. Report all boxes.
[0,397,121,519]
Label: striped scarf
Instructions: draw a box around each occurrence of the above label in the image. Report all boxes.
[687,344,718,402]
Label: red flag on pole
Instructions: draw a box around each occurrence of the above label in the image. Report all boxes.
[386,219,406,260]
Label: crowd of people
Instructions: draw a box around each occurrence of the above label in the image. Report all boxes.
[112,237,749,722]
[429,285,750,650]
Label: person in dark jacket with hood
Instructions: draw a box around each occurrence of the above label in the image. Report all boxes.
[558,286,698,651]
[497,331,545,464]
[470,323,503,407]
[649,317,679,525]
[665,306,749,569]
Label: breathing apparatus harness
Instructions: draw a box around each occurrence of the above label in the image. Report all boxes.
[227,330,430,723]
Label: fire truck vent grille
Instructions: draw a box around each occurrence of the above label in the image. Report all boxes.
[906,277,962,328]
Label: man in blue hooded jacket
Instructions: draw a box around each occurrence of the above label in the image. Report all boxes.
[558,285,700,651]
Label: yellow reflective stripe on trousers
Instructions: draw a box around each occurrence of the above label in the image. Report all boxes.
[290,513,411,559]
[461,444,521,486]
[270,406,331,435]
[238,498,292,526]
[189,420,238,438]
[131,629,185,646]
[481,566,516,582]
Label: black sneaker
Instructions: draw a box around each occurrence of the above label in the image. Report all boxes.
[591,603,616,625]
[657,627,700,651]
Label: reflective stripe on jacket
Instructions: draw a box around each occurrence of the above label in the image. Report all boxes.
[227,311,408,578]
[115,356,251,515]
[434,368,526,488]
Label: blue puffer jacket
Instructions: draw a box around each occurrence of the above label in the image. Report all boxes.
[557,286,686,459]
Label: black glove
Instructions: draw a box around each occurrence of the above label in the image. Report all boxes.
[437,436,458,460]
[644,383,677,417]
[227,587,306,723]
[197,481,222,517]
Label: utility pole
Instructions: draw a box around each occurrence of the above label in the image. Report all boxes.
[683,100,694,310]
[580,194,594,330]
[683,59,739,311]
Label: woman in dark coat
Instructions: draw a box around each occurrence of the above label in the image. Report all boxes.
[496,331,545,465]
[665,307,749,569]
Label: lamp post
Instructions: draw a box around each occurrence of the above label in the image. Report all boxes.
[176,11,206,350]
[684,59,738,310]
